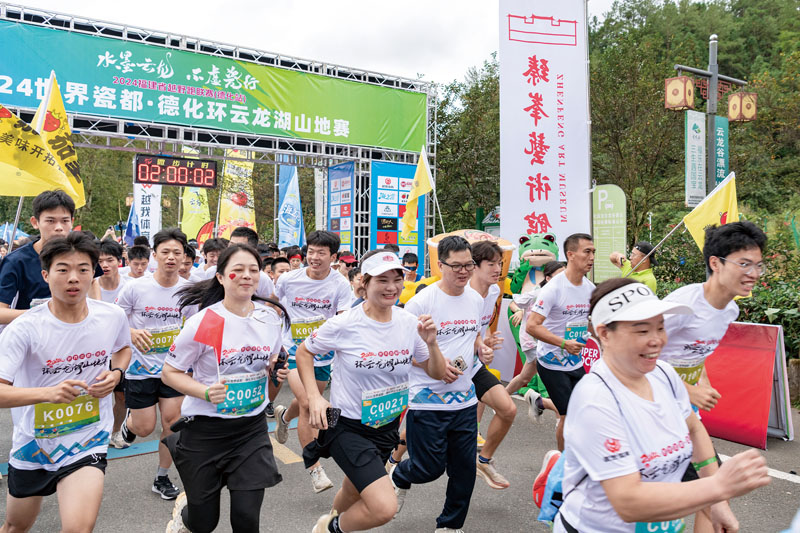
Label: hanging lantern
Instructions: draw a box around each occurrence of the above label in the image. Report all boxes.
[664,76,695,110]
[728,92,757,122]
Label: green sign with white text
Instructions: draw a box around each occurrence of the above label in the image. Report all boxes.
[0,20,427,152]
[592,184,627,283]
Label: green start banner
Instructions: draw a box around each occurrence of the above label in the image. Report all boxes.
[0,20,427,152]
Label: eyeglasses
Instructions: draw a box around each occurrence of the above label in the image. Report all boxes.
[718,257,766,276]
[440,260,476,272]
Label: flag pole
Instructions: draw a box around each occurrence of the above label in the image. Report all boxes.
[624,219,685,278]
[7,72,56,254]
[422,146,446,233]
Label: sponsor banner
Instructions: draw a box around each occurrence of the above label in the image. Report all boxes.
[133,183,161,242]
[0,20,426,152]
[685,109,706,207]
[592,184,627,283]
[180,146,212,242]
[327,162,355,253]
[277,156,305,248]
[370,161,425,259]
[217,149,256,239]
[714,116,729,186]
[499,0,591,258]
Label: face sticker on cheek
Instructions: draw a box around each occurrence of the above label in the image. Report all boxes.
[229,273,237,280]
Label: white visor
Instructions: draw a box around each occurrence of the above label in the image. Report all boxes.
[361,252,409,277]
[590,283,693,326]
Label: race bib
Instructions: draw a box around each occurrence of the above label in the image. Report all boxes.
[361,382,408,428]
[147,324,181,354]
[34,393,100,439]
[564,319,588,342]
[671,359,704,386]
[290,316,325,345]
[635,519,686,533]
[217,371,267,416]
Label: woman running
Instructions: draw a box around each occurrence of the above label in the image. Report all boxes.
[555,278,770,533]
[298,250,447,533]
[160,243,290,533]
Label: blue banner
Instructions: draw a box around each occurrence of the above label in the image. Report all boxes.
[327,162,355,252]
[124,204,140,247]
[370,161,425,261]
[277,160,305,248]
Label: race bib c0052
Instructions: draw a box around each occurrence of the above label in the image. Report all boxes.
[361,383,408,428]
[216,371,267,416]
[34,393,100,439]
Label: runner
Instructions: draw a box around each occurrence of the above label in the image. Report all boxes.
[287,246,304,270]
[121,245,152,279]
[160,243,289,533]
[505,260,563,421]
[273,230,352,493]
[178,244,203,282]
[660,221,766,532]
[115,228,189,499]
[200,227,274,299]
[554,278,770,532]
[469,241,517,490]
[0,190,102,325]
[0,232,131,533]
[527,233,595,451]
[392,235,492,533]
[268,256,291,282]
[609,241,658,292]
[338,252,357,280]
[196,238,226,279]
[301,250,447,532]
[265,256,292,418]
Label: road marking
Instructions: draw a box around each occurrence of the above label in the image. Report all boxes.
[719,454,800,484]
[270,436,303,464]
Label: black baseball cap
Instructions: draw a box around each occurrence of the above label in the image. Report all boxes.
[634,241,657,266]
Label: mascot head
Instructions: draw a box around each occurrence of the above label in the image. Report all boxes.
[518,233,558,268]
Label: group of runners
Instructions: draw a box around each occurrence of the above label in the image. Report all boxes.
[0,188,777,532]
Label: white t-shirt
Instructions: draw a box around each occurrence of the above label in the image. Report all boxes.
[476,283,501,336]
[531,272,594,371]
[404,283,482,411]
[275,267,352,366]
[0,300,131,471]
[559,359,693,532]
[304,303,430,423]
[660,283,739,385]
[166,301,283,419]
[115,275,188,380]
[100,275,128,304]
[202,265,275,300]
[515,285,543,355]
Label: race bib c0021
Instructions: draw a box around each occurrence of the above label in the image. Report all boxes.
[216,371,267,416]
[34,393,100,439]
[361,382,408,428]
[635,519,686,533]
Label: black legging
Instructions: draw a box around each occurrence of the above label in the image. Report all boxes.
[182,488,265,533]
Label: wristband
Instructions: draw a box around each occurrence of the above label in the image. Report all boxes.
[560,339,566,350]
[692,456,718,471]
[204,388,210,402]
[111,368,124,381]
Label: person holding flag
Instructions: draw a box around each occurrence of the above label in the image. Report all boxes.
[161,243,290,533]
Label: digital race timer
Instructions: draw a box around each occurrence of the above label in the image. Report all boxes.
[134,154,218,188]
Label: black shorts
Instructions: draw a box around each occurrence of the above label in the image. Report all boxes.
[681,453,722,482]
[167,412,282,506]
[125,377,182,409]
[305,416,400,493]
[7,453,107,499]
[472,363,502,401]
[535,362,586,415]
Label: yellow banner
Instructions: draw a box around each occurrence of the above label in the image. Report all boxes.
[32,74,85,208]
[400,146,433,239]
[180,146,212,241]
[683,172,739,251]
[0,104,78,200]
[217,148,256,239]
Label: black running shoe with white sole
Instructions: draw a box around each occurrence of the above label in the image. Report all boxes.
[153,475,180,500]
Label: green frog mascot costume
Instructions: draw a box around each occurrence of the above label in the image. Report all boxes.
[507,233,558,395]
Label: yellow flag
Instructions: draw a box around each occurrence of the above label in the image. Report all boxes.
[400,146,434,239]
[32,73,85,208]
[683,172,739,251]
[0,104,78,199]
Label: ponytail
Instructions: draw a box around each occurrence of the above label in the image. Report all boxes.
[177,276,225,311]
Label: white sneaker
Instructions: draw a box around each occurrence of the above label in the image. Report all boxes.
[309,465,333,493]
[109,431,130,449]
[391,474,408,518]
[166,495,190,533]
[274,405,289,444]
[434,528,465,532]
[524,389,545,423]
[172,492,188,519]
[312,510,338,533]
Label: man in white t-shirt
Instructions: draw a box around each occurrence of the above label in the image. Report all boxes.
[120,245,151,279]
[392,236,493,532]
[527,233,595,451]
[115,228,189,500]
[0,232,131,533]
[469,240,518,490]
[273,231,352,493]
[199,227,274,297]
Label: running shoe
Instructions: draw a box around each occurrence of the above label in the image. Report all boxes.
[385,458,398,475]
[265,402,275,418]
[476,456,510,489]
[172,492,187,519]
[153,475,180,500]
[109,431,130,449]
[533,450,561,508]
[309,465,333,493]
[476,432,486,448]
[524,389,545,423]
[165,492,189,532]
[274,405,289,444]
[120,411,136,444]
[312,510,338,533]
[434,528,465,532]
[391,474,408,518]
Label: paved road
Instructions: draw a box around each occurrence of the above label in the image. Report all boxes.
[1,387,798,532]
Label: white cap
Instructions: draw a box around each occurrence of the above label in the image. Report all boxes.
[590,283,693,326]
[361,252,409,277]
